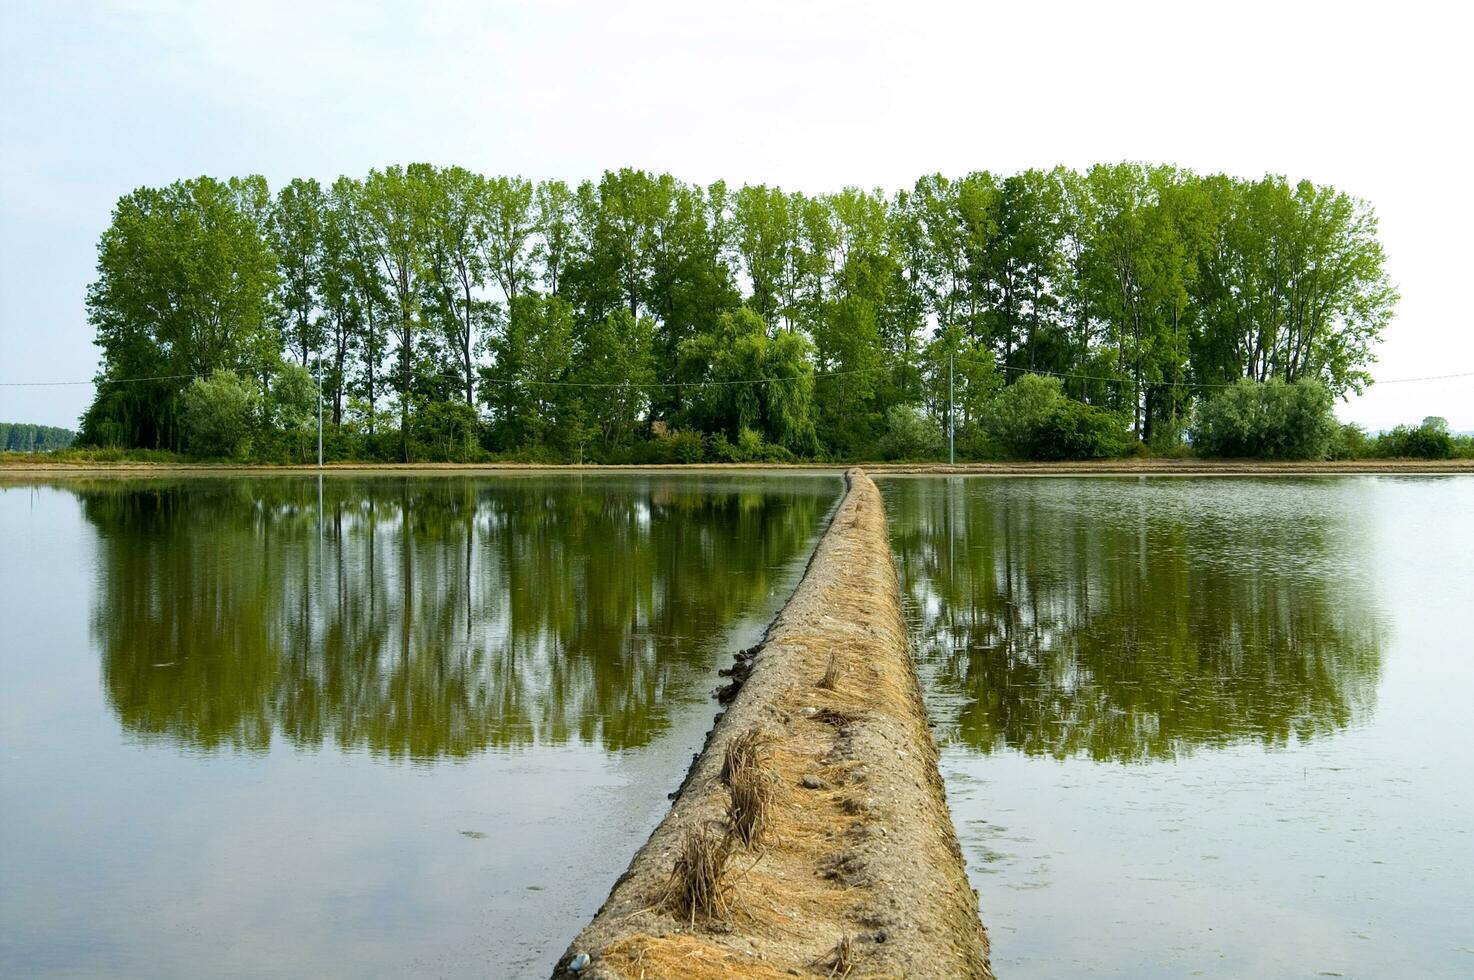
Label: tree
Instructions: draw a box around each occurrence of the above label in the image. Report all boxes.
[1192,175,1397,397]
[534,179,575,296]
[877,405,943,460]
[482,292,575,448]
[76,162,1399,463]
[359,165,433,460]
[573,308,655,449]
[82,176,279,450]
[270,178,324,366]
[483,175,537,306]
[980,373,1130,460]
[423,165,488,407]
[677,307,818,453]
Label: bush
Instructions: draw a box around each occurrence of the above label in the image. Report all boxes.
[876,405,944,460]
[1374,417,1454,459]
[635,428,708,464]
[411,399,480,461]
[1329,422,1372,460]
[980,374,1131,460]
[180,370,259,458]
[1035,399,1134,460]
[269,363,318,430]
[1191,378,1337,460]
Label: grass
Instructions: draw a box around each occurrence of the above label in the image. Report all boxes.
[720,727,772,787]
[820,935,856,977]
[727,763,777,848]
[661,826,736,926]
[817,650,842,690]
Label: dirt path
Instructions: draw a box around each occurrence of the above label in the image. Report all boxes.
[552,468,991,980]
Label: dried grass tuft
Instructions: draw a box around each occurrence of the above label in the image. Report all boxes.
[817,650,842,690]
[720,727,772,787]
[661,826,735,926]
[821,934,856,977]
[727,764,778,848]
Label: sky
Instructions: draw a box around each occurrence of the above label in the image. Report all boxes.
[2,0,1471,431]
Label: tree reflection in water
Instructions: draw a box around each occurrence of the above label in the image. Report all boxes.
[78,476,832,759]
[884,477,1384,762]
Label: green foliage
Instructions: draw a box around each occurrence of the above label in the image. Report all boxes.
[1191,379,1337,460]
[1,423,76,452]
[180,371,259,458]
[678,308,818,454]
[1329,422,1372,460]
[877,405,944,460]
[1373,418,1455,459]
[639,428,708,464]
[82,176,278,450]
[269,362,318,431]
[980,373,1131,460]
[411,398,480,461]
[482,292,575,449]
[76,163,1404,463]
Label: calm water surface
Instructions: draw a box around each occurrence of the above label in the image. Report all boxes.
[881,476,1474,979]
[0,474,838,978]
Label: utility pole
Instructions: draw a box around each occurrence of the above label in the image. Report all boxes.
[948,351,955,465]
[316,352,324,470]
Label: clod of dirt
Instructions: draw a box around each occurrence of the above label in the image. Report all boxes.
[800,774,826,790]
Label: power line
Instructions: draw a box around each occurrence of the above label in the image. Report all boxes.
[0,372,200,387]
[972,361,1474,390]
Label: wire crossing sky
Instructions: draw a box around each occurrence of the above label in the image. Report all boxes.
[2,0,1470,429]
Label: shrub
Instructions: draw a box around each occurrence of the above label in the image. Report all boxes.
[876,405,944,460]
[269,362,318,431]
[411,399,480,461]
[1329,422,1372,460]
[1191,378,1337,460]
[180,370,259,458]
[637,428,708,464]
[1034,398,1134,461]
[980,374,1131,460]
[1374,417,1455,459]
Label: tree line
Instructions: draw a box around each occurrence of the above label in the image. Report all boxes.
[1,423,76,453]
[78,163,1402,461]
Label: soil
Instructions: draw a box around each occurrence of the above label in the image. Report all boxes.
[551,468,992,980]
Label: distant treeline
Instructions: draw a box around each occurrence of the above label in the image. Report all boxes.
[79,164,1399,462]
[2,423,76,453]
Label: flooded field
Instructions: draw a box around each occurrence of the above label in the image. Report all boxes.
[0,474,838,978]
[881,475,1474,978]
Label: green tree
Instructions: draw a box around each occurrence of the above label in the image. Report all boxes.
[270,177,324,366]
[574,308,655,449]
[677,307,818,453]
[422,164,489,408]
[82,176,279,450]
[482,292,575,448]
[359,165,433,460]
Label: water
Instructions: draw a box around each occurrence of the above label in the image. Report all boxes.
[880,475,1474,978]
[0,473,839,978]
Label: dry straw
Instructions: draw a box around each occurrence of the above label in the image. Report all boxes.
[661,826,735,926]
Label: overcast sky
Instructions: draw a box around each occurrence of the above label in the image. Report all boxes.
[2,0,1470,430]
